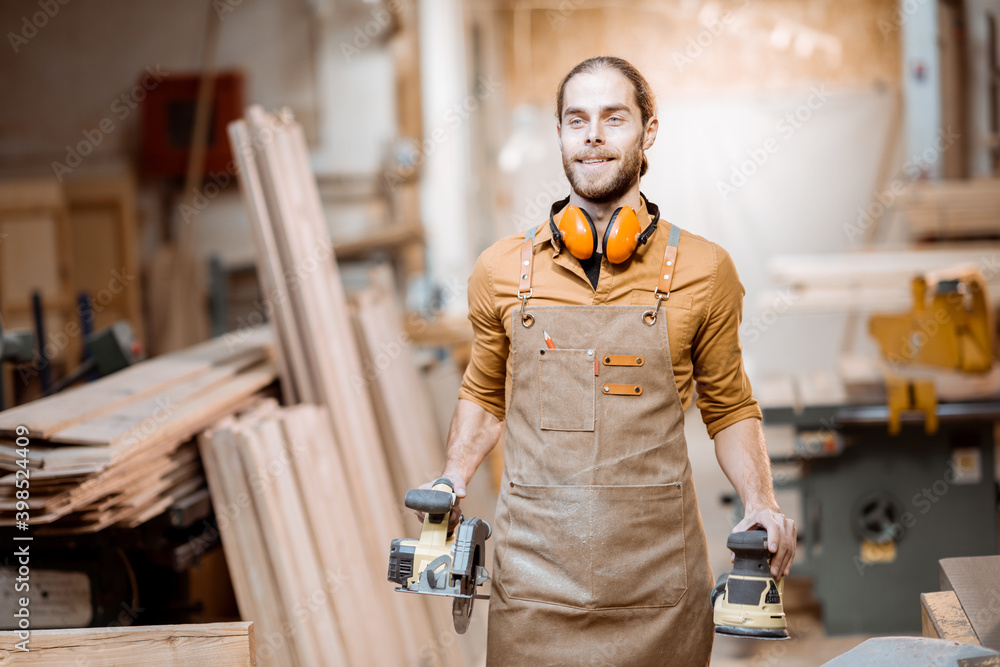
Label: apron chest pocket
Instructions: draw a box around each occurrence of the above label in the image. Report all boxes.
[538,349,595,432]
[502,482,688,609]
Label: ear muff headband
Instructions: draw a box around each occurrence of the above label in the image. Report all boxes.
[549,193,661,264]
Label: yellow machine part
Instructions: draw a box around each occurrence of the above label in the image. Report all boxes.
[869,268,994,374]
[713,575,787,631]
[404,481,456,589]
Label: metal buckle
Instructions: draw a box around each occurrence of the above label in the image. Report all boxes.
[641,290,668,326]
[518,289,534,328]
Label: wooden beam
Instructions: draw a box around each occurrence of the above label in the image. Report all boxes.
[921,591,981,645]
[0,621,256,666]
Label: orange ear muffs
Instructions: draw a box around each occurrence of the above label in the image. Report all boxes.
[555,206,597,260]
[602,206,642,264]
[547,193,661,264]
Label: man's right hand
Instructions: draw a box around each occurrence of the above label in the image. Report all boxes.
[413,472,467,534]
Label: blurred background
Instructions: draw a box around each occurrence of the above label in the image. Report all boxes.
[0,0,999,665]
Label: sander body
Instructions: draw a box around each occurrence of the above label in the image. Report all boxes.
[710,529,789,640]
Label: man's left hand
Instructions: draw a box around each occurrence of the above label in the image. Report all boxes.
[732,509,796,580]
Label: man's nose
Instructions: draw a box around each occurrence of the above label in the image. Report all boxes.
[586,124,604,145]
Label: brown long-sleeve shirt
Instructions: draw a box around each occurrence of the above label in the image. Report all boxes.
[458,199,761,438]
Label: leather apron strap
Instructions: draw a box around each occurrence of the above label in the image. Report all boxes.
[518,224,539,328]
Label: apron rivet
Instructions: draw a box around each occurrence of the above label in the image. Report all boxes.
[634,386,640,393]
[603,385,609,392]
[604,356,610,363]
[523,260,529,266]
[663,273,670,280]
[587,349,593,356]
[636,357,642,364]
[521,274,528,280]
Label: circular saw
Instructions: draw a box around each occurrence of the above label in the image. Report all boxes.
[387,478,491,634]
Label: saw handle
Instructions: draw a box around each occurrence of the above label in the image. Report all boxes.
[404,478,456,521]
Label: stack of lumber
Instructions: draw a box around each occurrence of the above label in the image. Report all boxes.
[0,327,276,533]
[0,621,255,666]
[900,179,1000,240]
[229,106,469,666]
[200,401,398,667]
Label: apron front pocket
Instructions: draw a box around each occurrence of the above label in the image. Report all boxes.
[538,349,595,431]
[502,482,688,610]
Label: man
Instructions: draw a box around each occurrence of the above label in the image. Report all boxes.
[428,56,796,665]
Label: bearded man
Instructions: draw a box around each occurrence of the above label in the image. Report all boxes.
[425,56,796,665]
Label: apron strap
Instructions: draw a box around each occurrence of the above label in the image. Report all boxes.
[643,223,681,326]
[656,223,682,296]
[518,225,539,327]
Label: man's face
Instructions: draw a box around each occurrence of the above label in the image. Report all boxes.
[558,68,654,202]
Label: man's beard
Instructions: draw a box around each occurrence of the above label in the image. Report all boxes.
[562,134,644,203]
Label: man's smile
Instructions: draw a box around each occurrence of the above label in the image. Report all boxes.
[577,157,615,170]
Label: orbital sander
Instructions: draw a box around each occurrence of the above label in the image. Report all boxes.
[710,529,789,640]
[387,478,491,633]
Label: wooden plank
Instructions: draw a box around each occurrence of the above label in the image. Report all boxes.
[236,423,339,667]
[226,121,304,406]
[279,405,400,666]
[41,362,276,469]
[922,590,982,645]
[200,422,297,667]
[50,352,263,446]
[940,556,1000,651]
[0,326,272,438]
[351,282,445,496]
[0,621,255,666]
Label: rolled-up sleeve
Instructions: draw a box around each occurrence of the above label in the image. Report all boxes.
[691,245,762,438]
[457,245,509,420]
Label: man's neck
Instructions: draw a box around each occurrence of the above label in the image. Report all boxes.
[568,182,642,253]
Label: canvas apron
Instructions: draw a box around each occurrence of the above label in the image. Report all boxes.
[485,223,714,666]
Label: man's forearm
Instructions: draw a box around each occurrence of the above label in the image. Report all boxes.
[442,398,504,483]
[714,417,778,513]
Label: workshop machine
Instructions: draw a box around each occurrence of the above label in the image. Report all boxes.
[387,478,492,633]
[711,529,789,640]
[760,267,1000,635]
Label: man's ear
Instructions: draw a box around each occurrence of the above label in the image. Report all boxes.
[642,117,658,151]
